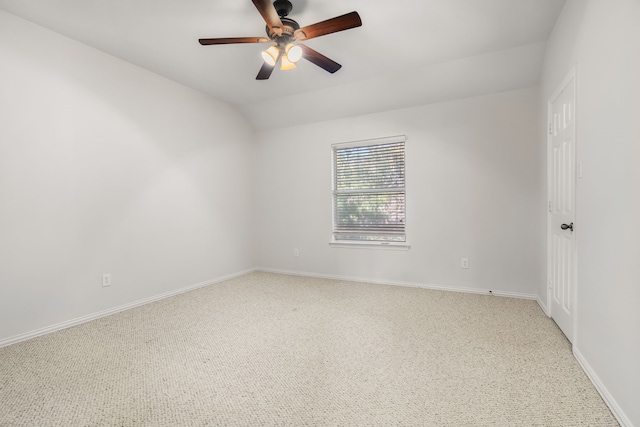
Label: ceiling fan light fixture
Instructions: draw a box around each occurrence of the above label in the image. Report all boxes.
[280,54,297,71]
[261,46,279,66]
[285,44,303,63]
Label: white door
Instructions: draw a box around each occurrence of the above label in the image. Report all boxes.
[548,71,576,343]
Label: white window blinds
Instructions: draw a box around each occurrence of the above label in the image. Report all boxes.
[332,136,406,242]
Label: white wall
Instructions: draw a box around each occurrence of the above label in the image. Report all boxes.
[540,1,640,425]
[255,88,544,297]
[0,11,256,343]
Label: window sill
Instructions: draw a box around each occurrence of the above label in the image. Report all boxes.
[329,241,411,250]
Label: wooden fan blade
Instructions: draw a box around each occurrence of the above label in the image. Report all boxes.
[294,11,362,41]
[256,62,276,80]
[252,0,284,35]
[199,37,269,45]
[299,44,342,74]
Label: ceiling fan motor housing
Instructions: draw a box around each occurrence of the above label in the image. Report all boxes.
[266,17,299,42]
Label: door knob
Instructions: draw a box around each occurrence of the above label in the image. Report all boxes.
[561,222,574,231]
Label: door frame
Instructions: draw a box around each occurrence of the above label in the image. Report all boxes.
[546,65,578,344]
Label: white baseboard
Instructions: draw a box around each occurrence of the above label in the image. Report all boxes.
[0,268,255,349]
[573,347,633,427]
[256,267,538,300]
[537,296,550,316]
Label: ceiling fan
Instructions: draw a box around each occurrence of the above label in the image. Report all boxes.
[199,0,362,80]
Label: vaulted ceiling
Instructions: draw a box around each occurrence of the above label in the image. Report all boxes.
[0,0,566,129]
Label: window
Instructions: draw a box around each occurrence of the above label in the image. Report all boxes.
[332,135,406,243]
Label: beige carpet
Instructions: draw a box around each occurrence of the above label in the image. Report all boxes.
[0,272,618,426]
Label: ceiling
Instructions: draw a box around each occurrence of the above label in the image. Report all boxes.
[0,0,566,130]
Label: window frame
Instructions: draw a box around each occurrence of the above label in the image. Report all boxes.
[330,135,410,250]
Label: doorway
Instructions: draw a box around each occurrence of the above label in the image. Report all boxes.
[547,68,577,343]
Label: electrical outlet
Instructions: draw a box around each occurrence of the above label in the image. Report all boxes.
[461,258,469,269]
[293,248,299,257]
[102,273,111,287]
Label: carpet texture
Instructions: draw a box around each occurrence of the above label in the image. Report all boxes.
[0,272,618,426]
